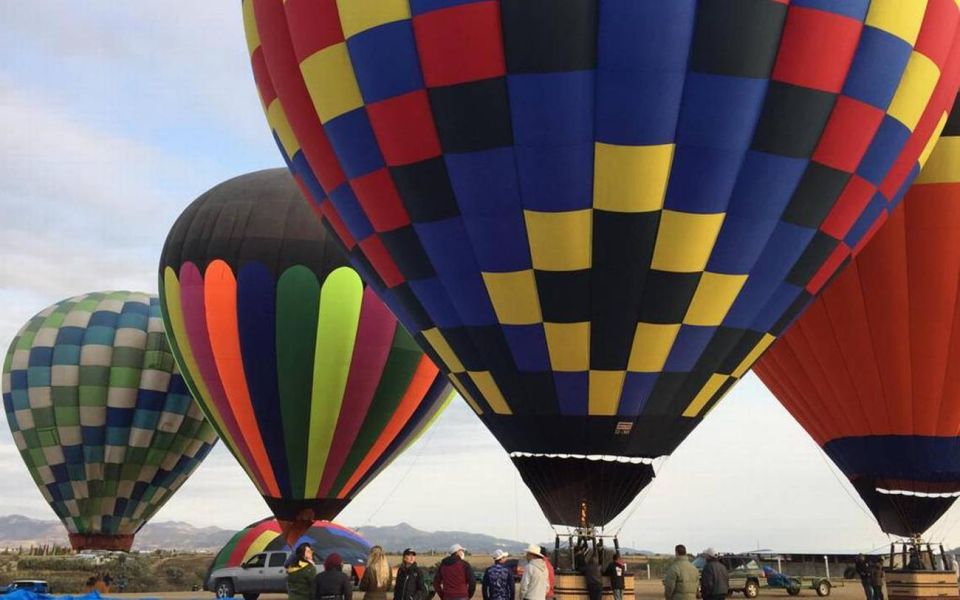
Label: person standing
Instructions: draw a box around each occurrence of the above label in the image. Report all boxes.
[699,549,728,600]
[396,548,427,600]
[287,543,318,600]
[435,544,477,600]
[483,550,515,600]
[540,547,555,600]
[870,558,885,600]
[855,555,873,600]
[360,545,393,600]
[582,551,603,600]
[604,552,627,600]
[520,545,547,600]
[315,553,352,600]
[663,545,698,600]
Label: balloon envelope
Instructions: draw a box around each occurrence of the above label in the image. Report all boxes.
[243,1,960,526]
[209,517,370,572]
[159,169,451,539]
[1,291,218,551]
[755,100,960,537]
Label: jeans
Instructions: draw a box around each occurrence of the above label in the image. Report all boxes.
[861,579,873,600]
[872,584,884,600]
[613,589,623,600]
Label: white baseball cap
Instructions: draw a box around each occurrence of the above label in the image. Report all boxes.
[451,544,466,554]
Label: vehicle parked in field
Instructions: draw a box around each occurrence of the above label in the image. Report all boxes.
[1,580,50,595]
[693,554,832,598]
[761,566,831,597]
[206,550,290,600]
[694,554,764,598]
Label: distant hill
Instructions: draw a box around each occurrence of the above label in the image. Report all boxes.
[356,522,531,555]
[356,522,652,556]
[0,515,651,555]
[0,514,235,552]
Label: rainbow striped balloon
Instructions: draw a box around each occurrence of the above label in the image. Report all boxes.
[209,517,370,572]
[159,170,451,537]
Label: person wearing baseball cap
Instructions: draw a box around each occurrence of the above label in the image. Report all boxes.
[395,548,427,600]
[483,550,514,600]
[434,544,476,600]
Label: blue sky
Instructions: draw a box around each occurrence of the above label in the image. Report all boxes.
[1,2,956,554]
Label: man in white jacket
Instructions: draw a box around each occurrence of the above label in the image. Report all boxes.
[520,544,547,600]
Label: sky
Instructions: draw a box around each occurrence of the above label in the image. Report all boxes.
[2,2,958,556]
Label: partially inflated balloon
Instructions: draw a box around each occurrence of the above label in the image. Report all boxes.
[755,100,960,538]
[159,169,451,541]
[209,517,370,573]
[1,291,218,551]
[243,1,960,526]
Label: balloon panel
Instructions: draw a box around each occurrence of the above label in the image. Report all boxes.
[159,170,452,522]
[1,292,218,546]
[243,0,960,524]
[755,102,960,537]
[210,517,370,572]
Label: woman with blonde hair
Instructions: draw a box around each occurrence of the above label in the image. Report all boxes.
[359,545,393,600]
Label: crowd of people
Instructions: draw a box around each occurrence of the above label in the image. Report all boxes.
[283,542,629,600]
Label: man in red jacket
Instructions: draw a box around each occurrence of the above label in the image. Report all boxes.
[540,547,555,600]
[434,544,477,600]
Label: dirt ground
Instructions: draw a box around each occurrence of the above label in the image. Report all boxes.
[104,578,858,600]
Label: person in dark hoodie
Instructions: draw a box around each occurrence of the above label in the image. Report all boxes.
[581,550,603,600]
[396,548,427,600]
[287,543,317,600]
[699,549,728,600]
[315,553,352,600]
[434,544,477,600]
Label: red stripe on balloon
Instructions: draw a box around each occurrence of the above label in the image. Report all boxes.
[317,288,396,497]
[178,263,269,491]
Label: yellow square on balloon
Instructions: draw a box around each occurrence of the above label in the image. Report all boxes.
[300,43,363,123]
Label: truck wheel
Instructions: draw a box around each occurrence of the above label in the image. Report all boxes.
[745,581,759,598]
[215,580,235,598]
[243,594,259,600]
[816,581,831,597]
[787,586,801,596]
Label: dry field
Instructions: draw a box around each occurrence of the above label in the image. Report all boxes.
[105,577,859,600]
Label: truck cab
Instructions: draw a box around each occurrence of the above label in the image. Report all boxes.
[208,550,290,600]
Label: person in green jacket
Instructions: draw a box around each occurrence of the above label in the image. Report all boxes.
[663,545,699,600]
[288,542,318,600]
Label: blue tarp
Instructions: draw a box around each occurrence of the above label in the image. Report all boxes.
[2,591,162,600]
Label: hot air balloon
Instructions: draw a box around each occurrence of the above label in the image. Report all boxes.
[755,99,960,538]
[207,516,371,597]
[158,169,452,543]
[242,1,960,527]
[1,291,218,551]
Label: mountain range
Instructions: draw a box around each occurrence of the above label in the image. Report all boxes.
[0,514,649,555]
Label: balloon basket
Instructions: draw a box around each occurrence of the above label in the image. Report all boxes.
[553,573,637,600]
[886,540,959,600]
[69,533,134,552]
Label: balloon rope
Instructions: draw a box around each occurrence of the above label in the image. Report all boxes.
[814,445,878,528]
[360,422,440,526]
[931,503,960,545]
[611,456,670,536]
